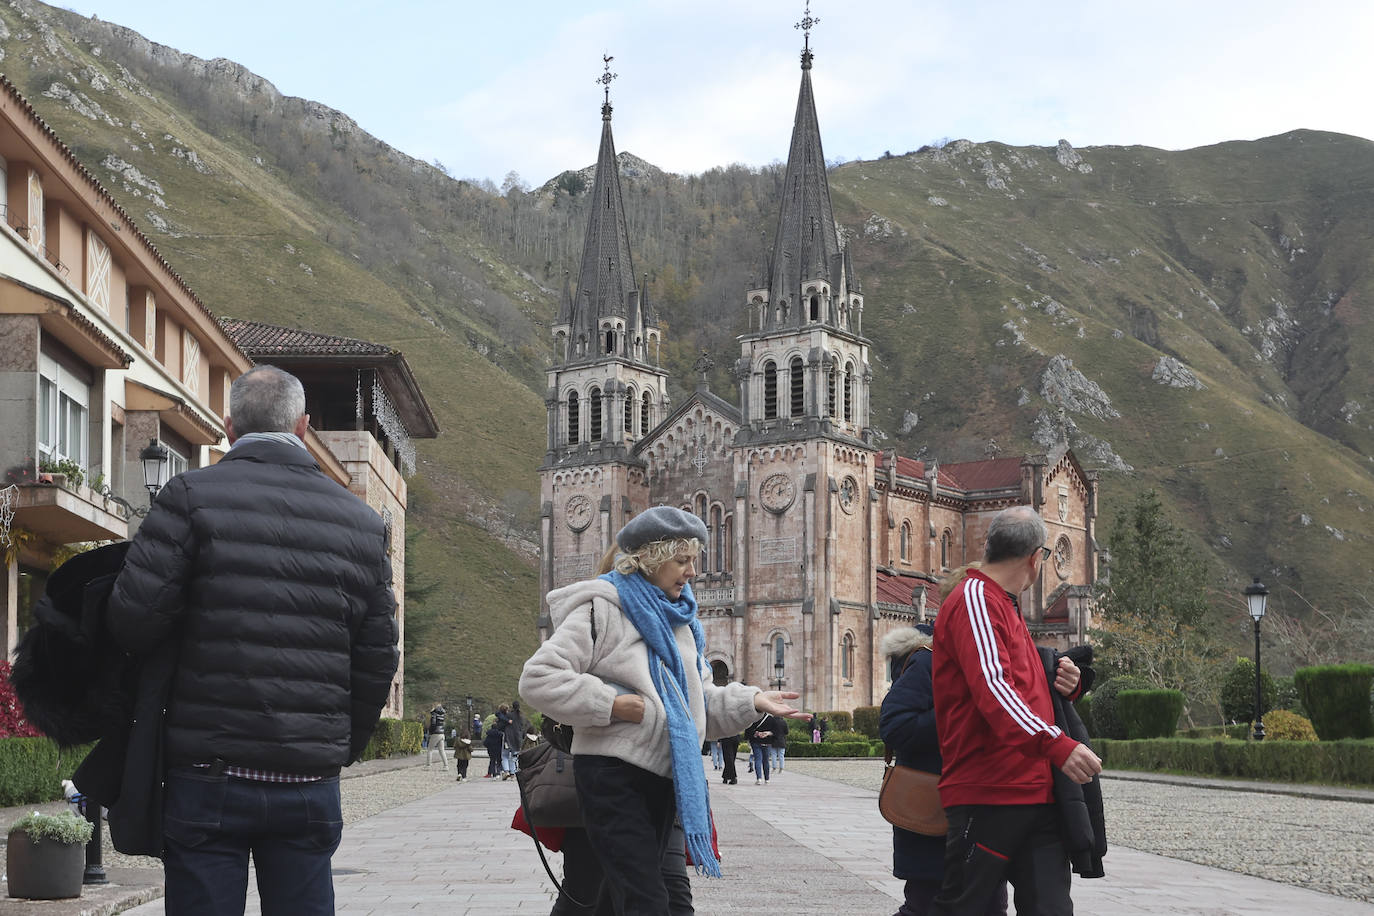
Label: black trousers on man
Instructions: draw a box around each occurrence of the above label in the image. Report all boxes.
[931,803,1071,916]
[719,735,740,784]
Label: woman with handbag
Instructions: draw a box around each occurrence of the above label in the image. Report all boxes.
[879,567,1007,916]
[521,506,806,915]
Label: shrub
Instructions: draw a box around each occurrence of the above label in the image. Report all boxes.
[0,661,41,738]
[10,810,92,846]
[787,717,815,739]
[1075,695,1093,736]
[1220,657,1276,724]
[0,739,90,806]
[1262,709,1318,742]
[1295,664,1374,740]
[1097,737,1374,785]
[1273,676,1306,717]
[1086,675,1153,739]
[1118,689,1184,738]
[359,717,422,760]
[852,706,881,739]
[399,720,423,754]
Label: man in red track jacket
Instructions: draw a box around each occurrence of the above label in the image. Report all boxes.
[931,506,1101,915]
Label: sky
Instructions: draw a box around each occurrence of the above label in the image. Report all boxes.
[64,0,1374,186]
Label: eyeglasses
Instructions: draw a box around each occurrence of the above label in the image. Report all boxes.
[1038,545,1053,562]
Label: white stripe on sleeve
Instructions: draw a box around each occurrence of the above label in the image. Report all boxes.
[962,578,1062,739]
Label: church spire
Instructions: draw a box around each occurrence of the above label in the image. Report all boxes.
[569,55,637,355]
[766,5,842,327]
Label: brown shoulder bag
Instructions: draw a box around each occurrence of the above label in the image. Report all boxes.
[877,645,949,837]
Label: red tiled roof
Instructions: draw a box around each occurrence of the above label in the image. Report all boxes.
[876,570,931,607]
[220,318,397,357]
[940,457,1023,491]
[875,451,927,479]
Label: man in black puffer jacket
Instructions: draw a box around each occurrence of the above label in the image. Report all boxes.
[107,365,398,916]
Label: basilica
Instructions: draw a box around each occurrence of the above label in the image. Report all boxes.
[536,34,1100,714]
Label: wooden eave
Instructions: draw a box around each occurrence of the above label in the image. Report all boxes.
[0,273,131,368]
[124,377,223,446]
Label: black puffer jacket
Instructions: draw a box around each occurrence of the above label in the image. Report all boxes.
[107,438,399,776]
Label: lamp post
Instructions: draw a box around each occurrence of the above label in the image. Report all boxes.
[139,439,169,500]
[1244,577,1269,741]
[771,661,785,692]
[465,693,474,726]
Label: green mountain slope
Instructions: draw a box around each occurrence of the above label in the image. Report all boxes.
[6,0,1371,696]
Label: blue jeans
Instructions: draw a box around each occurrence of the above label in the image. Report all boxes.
[749,741,770,781]
[161,768,342,916]
[709,741,723,769]
[769,745,785,770]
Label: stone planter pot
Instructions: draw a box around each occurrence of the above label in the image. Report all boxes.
[5,830,85,899]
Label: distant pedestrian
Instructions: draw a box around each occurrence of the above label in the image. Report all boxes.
[453,724,473,782]
[708,739,723,770]
[745,713,786,785]
[472,713,483,741]
[502,700,527,778]
[483,717,504,777]
[719,733,740,785]
[426,701,448,767]
[769,718,788,773]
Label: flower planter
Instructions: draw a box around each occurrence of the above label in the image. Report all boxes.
[5,830,85,899]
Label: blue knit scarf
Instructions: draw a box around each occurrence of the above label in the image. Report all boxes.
[600,570,720,878]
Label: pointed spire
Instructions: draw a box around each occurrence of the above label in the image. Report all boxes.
[556,269,574,326]
[571,54,637,349]
[767,14,840,326]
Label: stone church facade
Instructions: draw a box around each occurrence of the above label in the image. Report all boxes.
[538,42,1100,713]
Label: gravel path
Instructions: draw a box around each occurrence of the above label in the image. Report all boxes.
[784,758,1374,904]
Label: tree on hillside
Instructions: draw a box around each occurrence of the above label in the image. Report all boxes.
[1091,490,1228,724]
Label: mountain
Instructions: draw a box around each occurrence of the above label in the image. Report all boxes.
[4,0,1371,701]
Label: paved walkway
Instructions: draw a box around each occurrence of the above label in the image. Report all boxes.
[106,759,1373,916]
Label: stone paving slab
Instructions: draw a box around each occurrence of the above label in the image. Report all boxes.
[116,758,1374,915]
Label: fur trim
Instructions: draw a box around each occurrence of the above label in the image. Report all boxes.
[880,626,932,660]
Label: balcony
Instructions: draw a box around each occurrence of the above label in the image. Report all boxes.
[11,479,129,545]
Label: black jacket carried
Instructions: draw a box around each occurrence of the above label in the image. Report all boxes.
[744,713,787,748]
[1038,645,1107,879]
[107,438,399,776]
[878,628,944,882]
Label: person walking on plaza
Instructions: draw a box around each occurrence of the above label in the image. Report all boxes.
[745,712,786,785]
[453,723,473,781]
[708,739,723,770]
[930,506,1099,916]
[502,700,527,778]
[718,732,740,785]
[880,567,1007,916]
[426,701,448,767]
[483,715,505,777]
[769,717,788,773]
[521,505,806,914]
[106,365,399,916]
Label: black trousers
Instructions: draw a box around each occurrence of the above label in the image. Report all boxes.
[931,803,1071,916]
[573,755,677,916]
[551,822,692,915]
[719,736,739,783]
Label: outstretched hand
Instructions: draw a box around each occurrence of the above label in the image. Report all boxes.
[754,690,810,719]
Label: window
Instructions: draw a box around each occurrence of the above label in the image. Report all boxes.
[827,367,836,416]
[841,633,856,682]
[901,522,911,563]
[711,506,723,573]
[589,387,603,440]
[37,353,90,469]
[843,364,854,421]
[773,635,785,667]
[723,515,733,572]
[161,440,188,483]
[941,530,951,569]
[623,388,634,437]
[810,294,820,321]
[567,391,580,443]
[605,330,616,354]
[641,391,651,434]
[789,356,804,416]
[763,361,778,419]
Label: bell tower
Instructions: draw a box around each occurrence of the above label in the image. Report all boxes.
[539,58,667,625]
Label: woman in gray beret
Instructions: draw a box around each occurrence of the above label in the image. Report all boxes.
[521,505,806,915]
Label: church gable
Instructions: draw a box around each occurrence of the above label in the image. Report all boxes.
[636,390,740,478]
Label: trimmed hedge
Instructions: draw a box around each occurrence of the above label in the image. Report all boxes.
[1180,724,1250,740]
[852,706,881,739]
[815,711,853,732]
[1118,689,1184,739]
[1086,676,1153,740]
[0,738,92,806]
[359,718,424,761]
[1098,737,1374,785]
[785,740,872,758]
[1295,664,1374,740]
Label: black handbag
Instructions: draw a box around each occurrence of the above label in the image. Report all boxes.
[516,737,581,828]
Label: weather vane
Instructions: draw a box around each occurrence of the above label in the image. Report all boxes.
[597,54,618,106]
[794,3,820,51]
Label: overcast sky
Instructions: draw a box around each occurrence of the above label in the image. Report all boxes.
[66,0,1374,186]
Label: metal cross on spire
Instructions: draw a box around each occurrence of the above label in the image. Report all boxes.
[795,2,820,65]
[597,54,618,111]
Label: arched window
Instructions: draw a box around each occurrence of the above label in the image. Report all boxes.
[841,632,856,682]
[827,367,837,416]
[763,361,778,419]
[723,514,733,572]
[589,386,603,440]
[711,506,723,573]
[605,330,616,354]
[695,494,709,565]
[810,294,820,322]
[941,530,951,569]
[789,356,805,417]
[901,522,911,563]
[567,390,580,443]
[843,364,854,421]
[623,388,634,437]
[773,634,786,668]
[641,391,652,434]
[710,660,729,686]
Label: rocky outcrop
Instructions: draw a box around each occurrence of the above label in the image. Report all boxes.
[1039,355,1119,420]
[1152,356,1205,390]
[1055,140,1093,174]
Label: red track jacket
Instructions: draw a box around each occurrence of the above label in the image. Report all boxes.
[932,570,1080,807]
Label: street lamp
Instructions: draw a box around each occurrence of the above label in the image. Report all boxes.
[1244,577,1269,741]
[139,439,169,499]
[465,693,474,724]
[771,661,785,692]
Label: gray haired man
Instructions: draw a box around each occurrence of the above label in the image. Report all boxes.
[109,365,399,915]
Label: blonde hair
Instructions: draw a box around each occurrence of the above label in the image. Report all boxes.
[939,563,982,604]
[606,537,702,577]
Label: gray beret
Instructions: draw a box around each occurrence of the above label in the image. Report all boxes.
[616,506,708,552]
